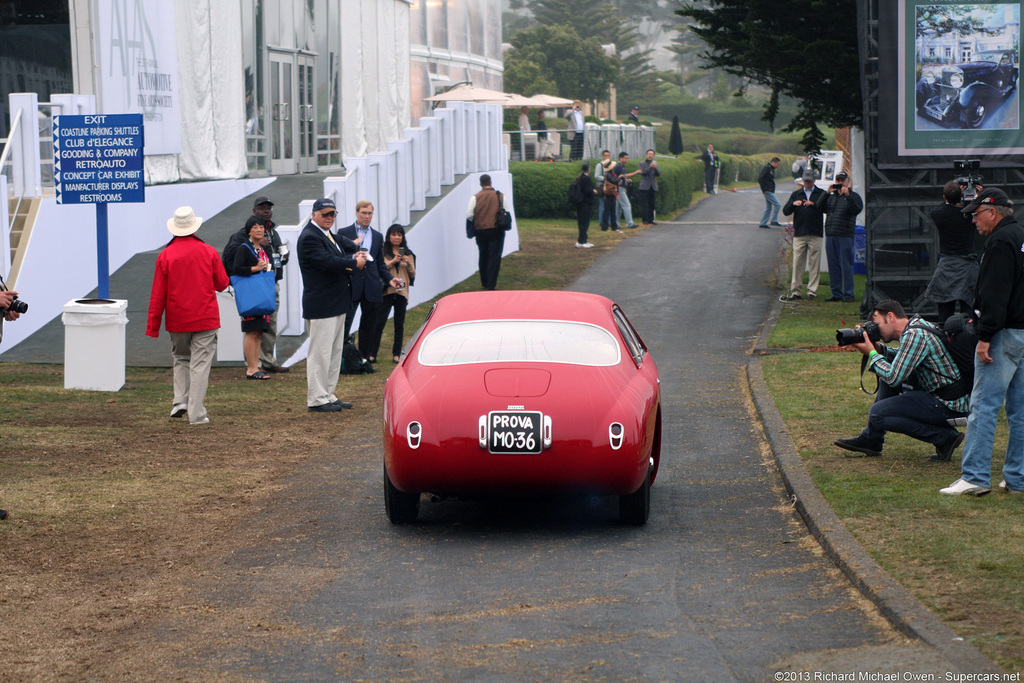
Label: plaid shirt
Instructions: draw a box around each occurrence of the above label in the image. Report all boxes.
[867,316,969,413]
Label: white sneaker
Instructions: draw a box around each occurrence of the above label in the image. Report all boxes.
[170,403,187,418]
[189,416,210,425]
[939,478,990,496]
[998,480,1023,494]
[580,242,594,248]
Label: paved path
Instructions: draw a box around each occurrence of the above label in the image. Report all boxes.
[149,190,981,679]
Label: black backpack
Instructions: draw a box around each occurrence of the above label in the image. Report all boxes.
[340,337,375,375]
[568,176,583,205]
[910,313,977,401]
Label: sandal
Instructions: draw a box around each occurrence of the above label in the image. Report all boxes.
[246,371,271,380]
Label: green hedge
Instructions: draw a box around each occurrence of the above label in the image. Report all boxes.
[510,153,799,219]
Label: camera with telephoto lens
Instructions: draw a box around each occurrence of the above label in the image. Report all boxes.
[836,320,880,347]
[954,159,982,203]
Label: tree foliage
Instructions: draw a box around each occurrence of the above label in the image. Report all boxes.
[669,115,684,156]
[523,0,659,111]
[504,24,618,102]
[677,0,862,132]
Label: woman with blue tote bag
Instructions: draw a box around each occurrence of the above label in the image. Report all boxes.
[231,216,277,380]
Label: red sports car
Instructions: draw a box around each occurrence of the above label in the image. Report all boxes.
[382,290,662,525]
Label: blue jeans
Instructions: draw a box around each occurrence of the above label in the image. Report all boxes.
[825,236,855,300]
[861,380,962,448]
[616,189,634,226]
[597,190,606,226]
[760,191,780,225]
[960,328,1024,488]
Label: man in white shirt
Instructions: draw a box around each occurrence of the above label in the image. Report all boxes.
[566,100,586,161]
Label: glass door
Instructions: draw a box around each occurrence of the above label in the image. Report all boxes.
[269,51,296,175]
[297,54,317,173]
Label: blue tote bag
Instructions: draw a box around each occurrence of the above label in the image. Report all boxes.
[229,245,276,316]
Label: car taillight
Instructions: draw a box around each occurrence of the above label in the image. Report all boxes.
[609,422,624,450]
[407,422,422,449]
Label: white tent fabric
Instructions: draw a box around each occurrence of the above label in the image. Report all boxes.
[145,0,247,185]
[341,0,411,163]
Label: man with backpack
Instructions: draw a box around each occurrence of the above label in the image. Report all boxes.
[834,299,970,462]
[942,188,1024,496]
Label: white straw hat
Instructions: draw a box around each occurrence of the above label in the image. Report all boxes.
[167,206,203,237]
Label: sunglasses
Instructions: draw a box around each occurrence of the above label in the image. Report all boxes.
[971,207,993,217]
[319,211,337,218]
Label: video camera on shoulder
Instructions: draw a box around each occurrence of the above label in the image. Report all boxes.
[836,320,880,347]
[954,159,982,203]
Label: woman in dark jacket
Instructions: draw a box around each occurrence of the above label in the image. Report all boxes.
[232,216,274,380]
[573,162,596,248]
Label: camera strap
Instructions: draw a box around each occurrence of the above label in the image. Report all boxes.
[860,354,879,395]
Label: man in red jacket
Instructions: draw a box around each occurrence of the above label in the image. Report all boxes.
[147,206,230,425]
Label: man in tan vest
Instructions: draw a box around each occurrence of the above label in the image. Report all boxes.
[466,174,504,290]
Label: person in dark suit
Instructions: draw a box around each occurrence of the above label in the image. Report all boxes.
[296,197,366,412]
[336,200,402,363]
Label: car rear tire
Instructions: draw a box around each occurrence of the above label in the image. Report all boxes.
[384,464,420,524]
[619,466,651,526]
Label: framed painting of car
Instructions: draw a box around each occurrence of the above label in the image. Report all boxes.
[898,2,1024,157]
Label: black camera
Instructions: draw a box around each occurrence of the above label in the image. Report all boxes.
[830,183,843,194]
[954,159,982,203]
[836,320,880,346]
[2,297,28,315]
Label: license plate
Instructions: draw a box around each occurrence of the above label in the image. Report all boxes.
[486,411,543,454]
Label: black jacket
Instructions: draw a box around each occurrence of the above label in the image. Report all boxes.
[757,163,776,193]
[223,220,287,282]
[336,224,394,304]
[931,204,978,256]
[816,188,863,238]
[782,186,827,237]
[296,220,359,320]
[975,215,1024,342]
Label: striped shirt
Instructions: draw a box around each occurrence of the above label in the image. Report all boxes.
[867,316,969,414]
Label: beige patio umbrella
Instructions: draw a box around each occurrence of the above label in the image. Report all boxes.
[529,94,575,107]
[424,84,511,103]
[501,93,548,107]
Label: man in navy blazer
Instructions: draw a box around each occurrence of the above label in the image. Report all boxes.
[297,197,366,412]
[336,200,401,362]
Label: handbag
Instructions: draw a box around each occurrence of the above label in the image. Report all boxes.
[496,192,512,231]
[230,246,276,316]
[603,179,618,196]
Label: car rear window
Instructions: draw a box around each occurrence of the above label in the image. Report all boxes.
[418,320,621,366]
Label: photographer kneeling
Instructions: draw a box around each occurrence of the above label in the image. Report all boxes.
[834,299,969,461]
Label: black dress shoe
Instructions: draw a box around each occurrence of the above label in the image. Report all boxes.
[825,296,843,302]
[309,403,343,413]
[834,435,883,457]
[770,221,783,227]
[332,400,354,409]
[263,364,291,373]
[930,431,964,462]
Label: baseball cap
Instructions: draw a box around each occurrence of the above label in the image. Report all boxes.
[961,187,1014,214]
[253,195,274,207]
[801,170,816,181]
[312,198,336,213]
[835,172,848,181]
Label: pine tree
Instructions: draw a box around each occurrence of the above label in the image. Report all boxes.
[668,115,684,157]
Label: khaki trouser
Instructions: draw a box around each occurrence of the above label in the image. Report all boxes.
[306,315,346,408]
[169,329,218,423]
[789,235,822,296]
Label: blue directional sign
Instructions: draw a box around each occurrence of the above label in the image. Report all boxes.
[53,114,145,204]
